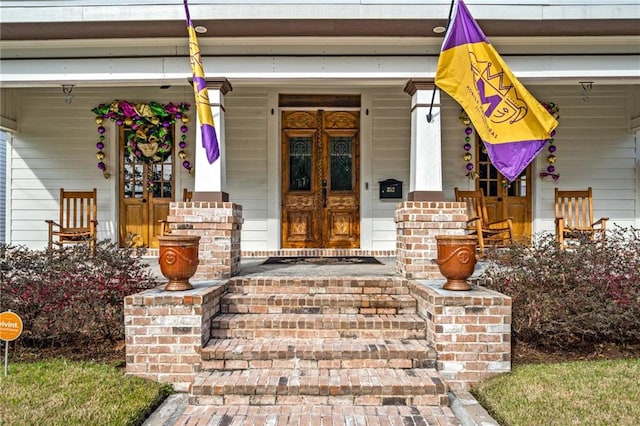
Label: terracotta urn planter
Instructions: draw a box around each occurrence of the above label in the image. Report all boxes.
[157,234,201,291]
[434,234,478,291]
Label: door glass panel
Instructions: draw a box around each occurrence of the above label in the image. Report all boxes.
[289,136,312,191]
[329,136,353,191]
[149,158,173,198]
[477,141,498,196]
[508,171,527,197]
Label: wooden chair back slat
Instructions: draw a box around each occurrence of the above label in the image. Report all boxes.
[182,188,193,202]
[60,188,97,230]
[554,187,607,248]
[454,187,513,252]
[47,188,98,254]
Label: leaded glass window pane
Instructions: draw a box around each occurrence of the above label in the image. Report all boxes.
[330,136,352,191]
[289,137,312,191]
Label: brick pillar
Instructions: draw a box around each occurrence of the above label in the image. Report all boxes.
[166,201,243,280]
[409,281,512,390]
[395,201,467,279]
[124,282,227,391]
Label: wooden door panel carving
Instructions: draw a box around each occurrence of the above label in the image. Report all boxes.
[282,109,360,248]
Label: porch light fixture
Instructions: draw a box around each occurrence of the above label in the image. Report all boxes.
[62,84,75,104]
[433,26,446,34]
[579,81,593,101]
[194,25,207,34]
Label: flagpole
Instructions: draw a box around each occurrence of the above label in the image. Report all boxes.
[427,0,456,123]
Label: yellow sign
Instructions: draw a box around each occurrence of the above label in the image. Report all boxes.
[0,311,23,342]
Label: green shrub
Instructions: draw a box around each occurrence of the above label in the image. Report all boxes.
[481,227,640,350]
[0,241,159,345]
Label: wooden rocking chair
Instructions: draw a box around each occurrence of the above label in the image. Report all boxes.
[46,188,98,254]
[555,187,608,248]
[454,188,514,253]
[160,188,193,236]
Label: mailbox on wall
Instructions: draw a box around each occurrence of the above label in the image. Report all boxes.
[379,179,403,199]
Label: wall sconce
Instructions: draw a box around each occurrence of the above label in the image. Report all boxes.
[579,81,593,101]
[62,84,75,104]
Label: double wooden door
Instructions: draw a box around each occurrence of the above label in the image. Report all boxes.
[281,110,360,248]
[476,139,532,243]
[119,127,174,248]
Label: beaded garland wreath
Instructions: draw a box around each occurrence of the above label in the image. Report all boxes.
[91,100,192,179]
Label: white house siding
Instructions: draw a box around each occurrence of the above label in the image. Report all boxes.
[369,88,411,251]
[531,85,638,233]
[0,131,6,243]
[8,86,195,249]
[224,88,270,251]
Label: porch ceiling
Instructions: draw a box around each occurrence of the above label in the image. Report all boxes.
[2,18,639,42]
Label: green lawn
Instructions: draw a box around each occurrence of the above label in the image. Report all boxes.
[472,358,640,426]
[0,359,171,426]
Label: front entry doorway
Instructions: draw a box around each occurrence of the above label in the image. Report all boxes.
[476,139,532,243]
[281,109,360,248]
[119,126,174,248]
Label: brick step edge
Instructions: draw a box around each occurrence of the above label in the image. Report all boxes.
[190,368,446,398]
[176,404,460,425]
[221,293,417,315]
[211,313,428,331]
[210,329,427,339]
[201,337,436,363]
[190,393,450,407]
[226,277,411,295]
[225,285,410,295]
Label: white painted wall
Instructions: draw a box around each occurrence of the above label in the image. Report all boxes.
[6,83,638,250]
[7,86,195,249]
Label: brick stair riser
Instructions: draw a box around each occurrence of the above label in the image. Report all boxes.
[220,294,417,315]
[211,314,426,331]
[190,394,449,406]
[226,285,410,296]
[226,278,409,295]
[210,328,426,339]
[202,358,436,370]
[190,371,445,399]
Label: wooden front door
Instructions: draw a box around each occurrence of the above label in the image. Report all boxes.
[281,110,360,248]
[119,126,174,248]
[476,140,532,243]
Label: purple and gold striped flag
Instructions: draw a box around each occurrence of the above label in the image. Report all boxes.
[435,0,557,181]
[184,0,219,164]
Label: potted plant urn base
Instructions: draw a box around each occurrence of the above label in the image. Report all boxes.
[434,234,478,291]
[157,234,201,291]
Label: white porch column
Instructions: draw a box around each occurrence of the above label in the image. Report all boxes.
[193,78,233,202]
[404,80,444,201]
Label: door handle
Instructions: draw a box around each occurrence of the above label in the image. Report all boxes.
[141,198,147,203]
[322,188,327,207]
[497,197,503,202]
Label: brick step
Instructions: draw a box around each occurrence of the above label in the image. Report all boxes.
[220,293,417,315]
[189,368,449,407]
[210,313,428,339]
[201,338,436,370]
[226,276,410,295]
[175,404,460,425]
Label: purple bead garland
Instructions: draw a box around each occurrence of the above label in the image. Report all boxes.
[540,102,560,181]
[460,113,478,179]
[91,100,193,180]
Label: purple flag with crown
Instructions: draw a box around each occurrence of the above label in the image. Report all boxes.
[435,0,558,181]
